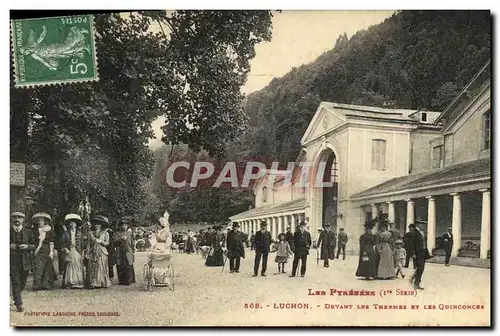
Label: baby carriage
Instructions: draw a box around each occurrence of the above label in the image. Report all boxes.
[143,213,175,292]
[143,247,175,292]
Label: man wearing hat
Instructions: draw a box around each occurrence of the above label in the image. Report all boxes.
[442,227,454,267]
[290,221,311,277]
[317,224,335,267]
[336,228,348,260]
[10,212,36,312]
[226,222,245,273]
[253,221,272,277]
[408,221,431,290]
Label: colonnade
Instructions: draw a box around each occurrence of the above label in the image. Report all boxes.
[235,212,307,240]
[367,188,490,259]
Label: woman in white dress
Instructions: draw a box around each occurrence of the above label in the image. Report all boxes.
[147,211,173,284]
[62,214,85,289]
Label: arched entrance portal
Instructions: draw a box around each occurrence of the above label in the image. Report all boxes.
[310,144,341,242]
[320,149,339,231]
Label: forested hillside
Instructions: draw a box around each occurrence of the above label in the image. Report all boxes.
[237,10,491,165]
[151,10,491,224]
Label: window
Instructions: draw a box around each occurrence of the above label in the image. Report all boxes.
[483,110,491,150]
[371,139,386,171]
[261,186,268,203]
[331,156,338,183]
[421,112,428,122]
[432,145,444,169]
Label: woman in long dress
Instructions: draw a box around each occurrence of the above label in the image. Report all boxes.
[86,215,112,288]
[376,222,396,279]
[355,222,377,280]
[114,219,136,285]
[62,214,85,289]
[185,230,196,254]
[205,226,225,267]
[32,212,58,290]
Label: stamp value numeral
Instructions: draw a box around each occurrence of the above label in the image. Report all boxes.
[70,59,88,74]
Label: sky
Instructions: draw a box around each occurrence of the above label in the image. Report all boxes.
[149,10,395,149]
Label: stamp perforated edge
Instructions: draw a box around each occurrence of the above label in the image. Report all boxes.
[11,14,100,89]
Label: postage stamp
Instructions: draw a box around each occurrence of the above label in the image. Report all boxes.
[11,15,99,88]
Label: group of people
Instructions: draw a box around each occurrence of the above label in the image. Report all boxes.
[10,211,138,312]
[356,220,433,290]
[199,220,352,278]
[198,220,310,277]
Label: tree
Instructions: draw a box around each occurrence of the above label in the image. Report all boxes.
[10,11,273,220]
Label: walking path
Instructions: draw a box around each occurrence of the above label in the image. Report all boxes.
[11,250,490,326]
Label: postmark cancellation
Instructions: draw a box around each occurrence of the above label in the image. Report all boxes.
[11,15,99,88]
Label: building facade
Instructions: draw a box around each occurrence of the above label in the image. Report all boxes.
[231,61,491,261]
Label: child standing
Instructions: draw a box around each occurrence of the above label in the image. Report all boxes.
[394,239,406,278]
[272,233,294,273]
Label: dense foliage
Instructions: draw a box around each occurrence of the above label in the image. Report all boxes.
[10,11,273,223]
[151,144,254,225]
[238,10,491,165]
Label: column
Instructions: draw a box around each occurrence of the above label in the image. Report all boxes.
[272,217,278,239]
[479,189,490,259]
[450,193,462,257]
[291,214,296,233]
[406,199,415,225]
[268,217,273,238]
[370,203,378,219]
[387,201,395,223]
[426,196,436,252]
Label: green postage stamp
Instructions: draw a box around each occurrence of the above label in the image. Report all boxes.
[11,15,99,88]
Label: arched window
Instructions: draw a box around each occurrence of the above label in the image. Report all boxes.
[371,139,386,171]
[262,186,268,203]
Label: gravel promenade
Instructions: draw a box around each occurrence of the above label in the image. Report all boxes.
[10,250,490,327]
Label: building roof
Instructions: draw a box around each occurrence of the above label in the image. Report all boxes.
[435,60,491,125]
[321,102,440,122]
[230,198,306,221]
[351,158,491,200]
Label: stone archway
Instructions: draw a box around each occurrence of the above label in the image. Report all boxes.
[310,143,340,237]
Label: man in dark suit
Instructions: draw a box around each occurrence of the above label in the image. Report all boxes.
[226,222,245,273]
[10,212,36,312]
[285,226,294,250]
[403,224,416,269]
[253,221,272,277]
[408,222,431,290]
[336,228,348,260]
[442,226,453,266]
[317,224,335,267]
[290,221,312,277]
